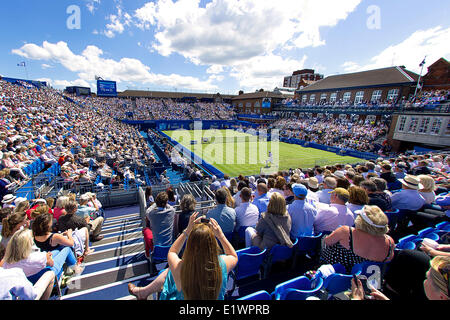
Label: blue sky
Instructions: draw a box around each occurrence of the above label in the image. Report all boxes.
[1,0,449,94]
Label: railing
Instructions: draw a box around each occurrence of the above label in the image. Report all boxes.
[273,102,450,115]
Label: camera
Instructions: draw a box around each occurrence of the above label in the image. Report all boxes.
[201,218,210,224]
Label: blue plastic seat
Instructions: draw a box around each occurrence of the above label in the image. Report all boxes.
[237,290,272,301]
[322,263,361,295]
[148,245,171,274]
[232,246,267,282]
[272,276,324,300]
[436,221,450,232]
[263,238,298,278]
[418,227,440,241]
[295,233,323,257]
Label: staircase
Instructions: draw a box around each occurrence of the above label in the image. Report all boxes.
[61,206,157,300]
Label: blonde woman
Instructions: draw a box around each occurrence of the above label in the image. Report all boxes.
[128,213,238,300]
[14,200,30,214]
[0,228,82,284]
[245,192,293,250]
[321,205,395,272]
[418,175,436,204]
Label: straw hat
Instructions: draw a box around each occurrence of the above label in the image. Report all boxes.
[399,175,423,190]
[2,194,17,204]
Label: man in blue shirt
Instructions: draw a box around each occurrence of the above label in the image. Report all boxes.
[252,183,270,217]
[390,175,426,211]
[206,188,236,234]
[288,184,318,238]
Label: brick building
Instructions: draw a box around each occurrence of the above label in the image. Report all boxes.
[283,69,324,89]
[232,91,290,114]
[295,66,420,105]
[422,57,450,90]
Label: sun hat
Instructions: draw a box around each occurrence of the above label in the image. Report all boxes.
[399,175,423,190]
[333,170,345,179]
[329,187,350,201]
[1,194,17,204]
[307,177,319,189]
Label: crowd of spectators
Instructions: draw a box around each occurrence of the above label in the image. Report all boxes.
[268,115,389,152]
[0,80,162,199]
[68,95,237,121]
[1,78,449,301]
[280,89,449,111]
[0,189,107,299]
[128,151,449,300]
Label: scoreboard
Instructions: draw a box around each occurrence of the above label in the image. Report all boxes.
[97,80,118,97]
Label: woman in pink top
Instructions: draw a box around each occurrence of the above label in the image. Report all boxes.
[52,196,69,222]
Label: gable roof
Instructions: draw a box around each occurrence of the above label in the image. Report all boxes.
[119,90,236,99]
[232,91,290,100]
[298,66,419,93]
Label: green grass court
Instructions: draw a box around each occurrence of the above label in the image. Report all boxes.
[163,129,363,177]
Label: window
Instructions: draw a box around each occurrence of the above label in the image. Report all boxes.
[418,117,431,134]
[387,89,400,101]
[239,102,243,109]
[371,90,382,102]
[397,116,407,132]
[446,119,450,136]
[355,91,365,104]
[254,101,260,108]
[302,95,307,103]
[408,117,419,133]
[309,94,316,103]
[343,92,352,103]
[320,93,327,101]
[430,118,442,135]
[330,92,337,103]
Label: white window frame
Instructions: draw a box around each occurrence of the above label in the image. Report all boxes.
[430,118,442,135]
[397,116,407,132]
[330,92,337,103]
[355,91,365,104]
[407,116,419,133]
[387,89,400,101]
[309,94,316,103]
[371,90,382,102]
[418,117,431,134]
[343,92,352,103]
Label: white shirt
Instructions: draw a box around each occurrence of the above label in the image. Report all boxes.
[390,189,426,211]
[234,202,259,230]
[316,188,333,204]
[314,203,355,233]
[2,251,47,277]
[0,267,37,300]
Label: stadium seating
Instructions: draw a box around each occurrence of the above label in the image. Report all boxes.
[271,276,324,300]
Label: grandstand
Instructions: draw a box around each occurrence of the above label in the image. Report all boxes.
[1,70,449,303]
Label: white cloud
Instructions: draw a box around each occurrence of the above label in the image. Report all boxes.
[12,41,218,91]
[342,26,450,74]
[230,54,308,90]
[132,0,361,66]
[41,64,53,69]
[128,0,360,90]
[86,0,101,14]
[103,5,132,38]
